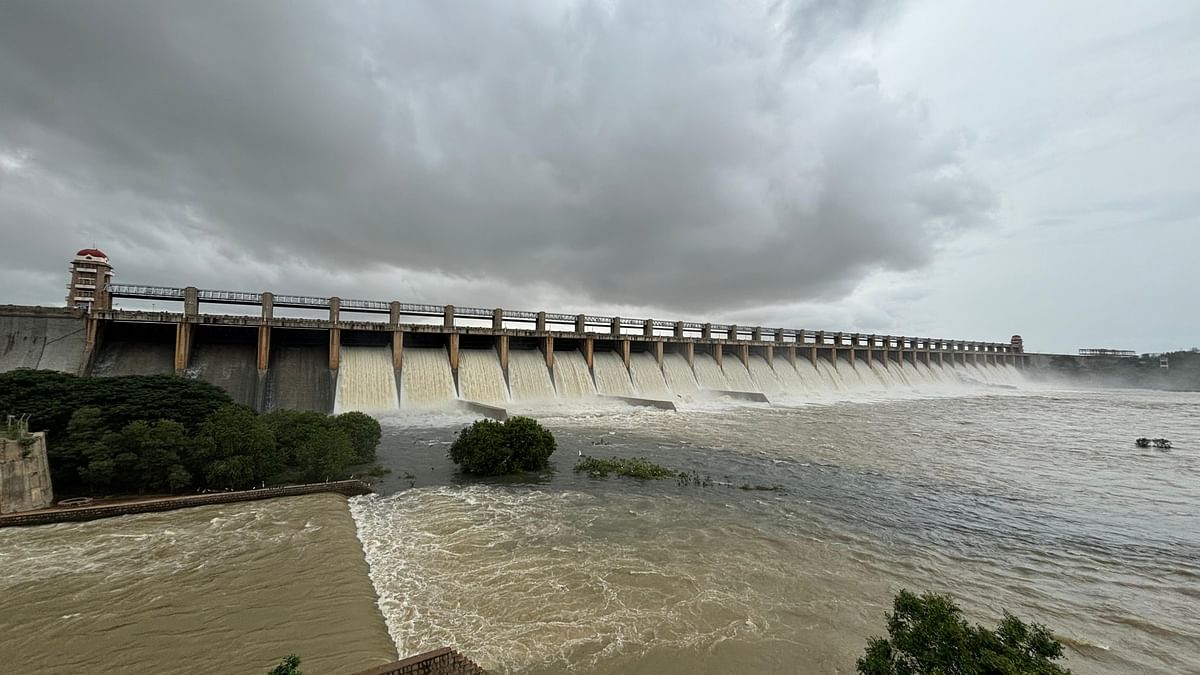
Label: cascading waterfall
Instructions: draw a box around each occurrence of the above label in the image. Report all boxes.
[457,349,509,404]
[692,353,728,390]
[722,357,759,392]
[662,353,700,395]
[508,350,556,402]
[334,346,399,413]
[593,352,636,396]
[628,352,670,398]
[747,355,782,396]
[400,347,456,408]
[771,358,809,393]
[811,358,846,391]
[552,350,597,399]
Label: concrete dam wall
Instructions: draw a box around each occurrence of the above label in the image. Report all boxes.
[1,303,1039,415]
[0,309,86,375]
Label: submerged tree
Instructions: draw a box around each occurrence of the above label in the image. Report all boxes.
[449,416,556,475]
[857,590,1071,675]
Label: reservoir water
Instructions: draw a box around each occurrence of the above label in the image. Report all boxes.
[3,385,1197,674]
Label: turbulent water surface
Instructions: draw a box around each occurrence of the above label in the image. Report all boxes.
[0,494,396,674]
[357,387,1200,674]
[3,385,1198,674]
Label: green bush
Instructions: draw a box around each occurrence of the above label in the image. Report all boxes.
[335,411,382,464]
[857,590,1070,674]
[78,419,191,494]
[502,416,556,471]
[449,416,556,475]
[575,455,674,479]
[267,655,302,675]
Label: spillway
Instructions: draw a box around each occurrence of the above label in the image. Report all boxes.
[457,349,509,404]
[771,357,808,394]
[747,355,782,396]
[592,352,635,396]
[628,352,670,398]
[722,358,759,392]
[265,345,333,413]
[662,353,699,395]
[810,358,845,391]
[334,346,399,413]
[92,340,175,377]
[189,343,259,408]
[508,350,555,402]
[552,350,596,398]
[692,353,728,390]
[400,347,456,408]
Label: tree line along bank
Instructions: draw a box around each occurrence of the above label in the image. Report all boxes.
[0,369,381,496]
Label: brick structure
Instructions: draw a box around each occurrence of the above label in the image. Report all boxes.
[354,648,487,675]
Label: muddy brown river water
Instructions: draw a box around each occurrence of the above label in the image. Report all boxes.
[3,386,1197,674]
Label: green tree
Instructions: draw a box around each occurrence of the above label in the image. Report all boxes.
[857,590,1071,675]
[449,417,556,475]
[79,420,191,494]
[267,654,302,675]
[292,422,353,482]
[335,411,382,464]
[192,405,283,489]
[51,406,107,487]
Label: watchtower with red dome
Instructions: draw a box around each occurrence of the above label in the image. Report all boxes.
[66,248,114,310]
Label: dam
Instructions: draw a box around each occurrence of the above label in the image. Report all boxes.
[0,280,1024,415]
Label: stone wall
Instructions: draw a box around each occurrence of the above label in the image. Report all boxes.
[354,648,487,675]
[0,479,371,528]
[0,432,54,514]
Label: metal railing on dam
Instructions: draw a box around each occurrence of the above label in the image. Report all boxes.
[105,283,1019,354]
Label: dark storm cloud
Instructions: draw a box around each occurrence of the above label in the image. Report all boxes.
[0,0,993,312]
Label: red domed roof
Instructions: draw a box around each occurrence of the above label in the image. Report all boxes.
[76,248,107,258]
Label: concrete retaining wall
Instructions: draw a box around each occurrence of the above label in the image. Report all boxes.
[354,648,487,675]
[0,432,54,514]
[0,480,372,528]
[0,309,86,375]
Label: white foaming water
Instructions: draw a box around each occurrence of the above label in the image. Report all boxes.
[552,350,596,399]
[662,353,699,395]
[868,361,905,390]
[400,347,456,408]
[771,357,808,394]
[811,358,846,391]
[457,349,509,404]
[747,355,782,395]
[628,352,670,398]
[722,357,759,392]
[692,353,728,390]
[334,346,399,413]
[508,350,555,402]
[593,351,635,396]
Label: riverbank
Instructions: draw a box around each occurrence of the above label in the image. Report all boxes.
[0,480,373,528]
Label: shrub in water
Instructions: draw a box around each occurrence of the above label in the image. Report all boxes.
[449,416,556,475]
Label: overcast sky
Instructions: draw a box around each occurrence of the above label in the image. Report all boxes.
[1,1,1196,353]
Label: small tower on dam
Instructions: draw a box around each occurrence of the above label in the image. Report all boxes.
[66,248,114,311]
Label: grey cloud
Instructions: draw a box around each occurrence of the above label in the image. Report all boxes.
[0,0,993,314]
